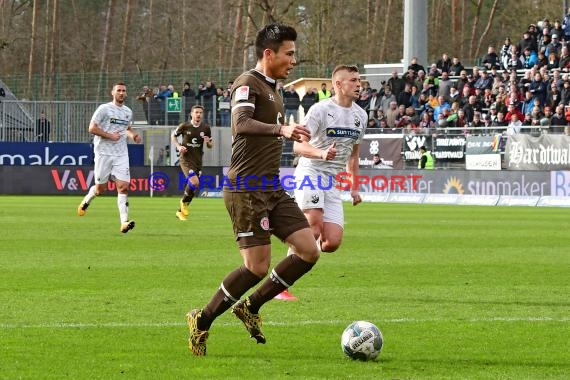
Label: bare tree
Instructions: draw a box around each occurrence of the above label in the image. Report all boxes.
[119,0,133,72]
[27,0,38,98]
[230,0,244,68]
[242,0,255,71]
[47,0,58,99]
[473,0,500,59]
[97,0,115,100]
[469,0,483,60]
[379,0,392,62]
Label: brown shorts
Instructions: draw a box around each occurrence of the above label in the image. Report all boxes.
[224,189,310,249]
[179,161,200,177]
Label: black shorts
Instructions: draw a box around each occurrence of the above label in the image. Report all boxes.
[224,189,310,249]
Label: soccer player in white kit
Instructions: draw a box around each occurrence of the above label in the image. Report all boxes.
[77,82,141,233]
[275,65,365,301]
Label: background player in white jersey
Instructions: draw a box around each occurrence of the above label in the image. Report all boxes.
[77,82,141,233]
[276,65,365,300]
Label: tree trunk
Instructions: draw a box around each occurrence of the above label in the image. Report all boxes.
[47,0,58,99]
[27,0,38,99]
[242,0,254,71]
[97,0,114,101]
[42,0,50,97]
[230,0,244,68]
[474,0,500,59]
[469,0,483,63]
[119,0,132,72]
[379,0,392,62]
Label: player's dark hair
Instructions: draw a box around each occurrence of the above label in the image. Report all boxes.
[255,23,297,59]
[191,105,205,112]
[113,82,127,88]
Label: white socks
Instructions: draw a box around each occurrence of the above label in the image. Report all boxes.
[82,186,97,205]
[117,193,129,223]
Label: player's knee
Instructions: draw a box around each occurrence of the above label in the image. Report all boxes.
[321,239,341,253]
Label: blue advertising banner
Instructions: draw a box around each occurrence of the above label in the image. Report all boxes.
[0,142,144,166]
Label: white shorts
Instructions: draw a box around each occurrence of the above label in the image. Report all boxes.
[293,174,344,228]
[94,154,130,184]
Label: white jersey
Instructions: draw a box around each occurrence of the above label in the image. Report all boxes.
[297,98,366,179]
[92,102,133,156]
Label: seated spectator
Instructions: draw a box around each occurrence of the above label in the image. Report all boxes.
[536,50,548,68]
[474,69,493,90]
[550,104,568,133]
[546,34,562,57]
[417,110,435,135]
[522,47,538,69]
[470,111,485,135]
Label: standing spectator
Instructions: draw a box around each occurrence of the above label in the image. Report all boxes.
[387,70,405,99]
[317,82,331,101]
[356,90,370,112]
[217,89,231,127]
[397,83,413,108]
[436,53,452,73]
[182,82,196,115]
[283,85,301,123]
[35,111,51,142]
[482,46,501,70]
[200,80,217,126]
[366,89,380,119]
[448,57,464,76]
[529,72,547,106]
[77,82,141,233]
[407,56,425,75]
[418,146,434,169]
[437,71,453,101]
[559,46,570,71]
[136,85,154,123]
[172,105,213,221]
[301,87,318,115]
[517,31,538,55]
[423,70,439,97]
[503,45,522,71]
[380,85,396,114]
[563,7,570,42]
[156,84,172,124]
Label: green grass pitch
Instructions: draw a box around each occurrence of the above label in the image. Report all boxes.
[0,195,569,379]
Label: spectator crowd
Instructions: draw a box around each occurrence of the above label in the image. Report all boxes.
[137,11,570,137]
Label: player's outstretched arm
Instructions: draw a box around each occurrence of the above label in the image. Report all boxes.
[346,144,362,206]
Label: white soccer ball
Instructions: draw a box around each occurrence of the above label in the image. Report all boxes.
[341,320,383,361]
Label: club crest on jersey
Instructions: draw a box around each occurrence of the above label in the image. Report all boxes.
[235,86,250,101]
[326,127,360,139]
[268,93,275,101]
[354,116,361,127]
[310,194,320,204]
[260,216,270,231]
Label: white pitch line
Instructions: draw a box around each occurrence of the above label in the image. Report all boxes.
[1,317,569,330]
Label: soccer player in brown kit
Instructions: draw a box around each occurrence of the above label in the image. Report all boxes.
[172,105,213,221]
[186,23,319,356]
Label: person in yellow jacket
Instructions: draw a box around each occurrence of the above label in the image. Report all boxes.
[317,82,331,101]
[418,146,434,169]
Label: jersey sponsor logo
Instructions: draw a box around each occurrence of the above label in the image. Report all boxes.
[110,117,130,126]
[326,127,361,139]
[260,216,270,231]
[235,86,250,101]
